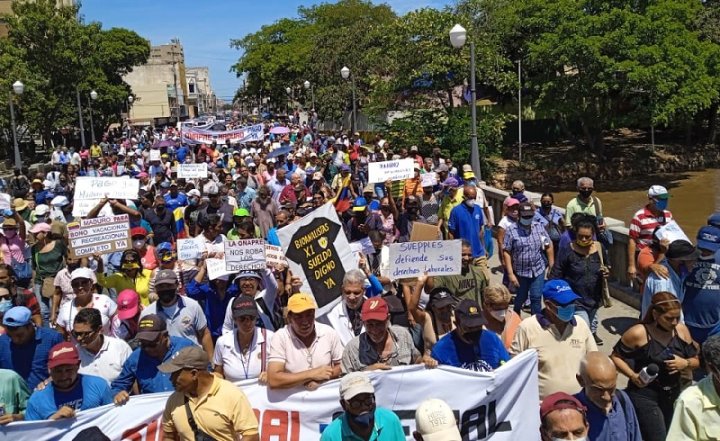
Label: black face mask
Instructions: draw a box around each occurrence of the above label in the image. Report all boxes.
[157,290,176,304]
[541,202,552,209]
[463,329,482,342]
[155,207,166,215]
[579,189,593,199]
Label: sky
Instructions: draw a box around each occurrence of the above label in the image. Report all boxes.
[81,0,451,103]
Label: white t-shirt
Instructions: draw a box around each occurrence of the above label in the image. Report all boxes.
[56,294,120,337]
[213,327,274,382]
[77,336,132,384]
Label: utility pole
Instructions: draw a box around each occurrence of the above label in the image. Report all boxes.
[518,60,522,162]
[75,87,86,148]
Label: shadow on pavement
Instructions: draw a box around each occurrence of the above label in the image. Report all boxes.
[601,316,638,336]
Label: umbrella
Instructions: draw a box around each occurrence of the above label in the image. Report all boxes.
[266,146,293,159]
[154,139,174,148]
[270,126,290,135]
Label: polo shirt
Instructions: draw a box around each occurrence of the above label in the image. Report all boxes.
[0,368,30,415]
[110,336,195,395]
[431,329,509,372]
[162,375,259,441]
[341,325,420,373]
[267,322,343,373]
[564,196,602,225]
[629,206,672,249]
[164,192,188,211]
[575,389,642,441]
[24,374,113,420]
[55,294,120,337]
[0,327,63,390]
[140,296,207,345]
[510,313,597,399]
[320,407,406,441]
[667,375,720,441]
[448,203,486,258]
[213,327,274,382]
[77,336,133,384]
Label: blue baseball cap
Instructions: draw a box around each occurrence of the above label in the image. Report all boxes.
[352,197,367,212]
[697,226,720,252]
[156,242,174,253]
[2,306,31,327]
[542,280,580,305]
[708,212,720,228]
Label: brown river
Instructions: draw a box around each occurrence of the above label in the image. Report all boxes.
[549,169,720,236]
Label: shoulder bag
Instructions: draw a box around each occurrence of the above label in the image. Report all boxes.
[595,241,612,308]
[184,396,217,441]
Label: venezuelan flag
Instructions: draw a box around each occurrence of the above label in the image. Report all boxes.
[330,174,352,213]
[173,207,187,239]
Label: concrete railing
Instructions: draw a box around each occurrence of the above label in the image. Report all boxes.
[479,182,641,308]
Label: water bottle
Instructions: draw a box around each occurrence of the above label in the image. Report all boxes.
[638,363,659,385]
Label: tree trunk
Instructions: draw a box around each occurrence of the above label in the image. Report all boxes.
[707,103,719,145]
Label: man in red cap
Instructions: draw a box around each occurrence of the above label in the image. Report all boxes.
[341,297,436,372]
[540,392,589,441]
[24,342,113,420]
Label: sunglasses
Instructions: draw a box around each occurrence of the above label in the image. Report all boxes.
[70,279,92,289]
[71,329,97,340]
[140,338,162,348]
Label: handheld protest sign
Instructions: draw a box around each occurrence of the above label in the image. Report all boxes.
[68,214,131,258]
[367,158,415,183]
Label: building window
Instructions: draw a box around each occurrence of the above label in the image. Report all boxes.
[189,83,195,93]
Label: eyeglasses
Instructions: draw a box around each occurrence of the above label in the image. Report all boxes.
[346,395,375,411]
[71,329,98,340]
[70,279,92,290]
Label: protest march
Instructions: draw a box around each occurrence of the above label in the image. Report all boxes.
[0,118,719,441]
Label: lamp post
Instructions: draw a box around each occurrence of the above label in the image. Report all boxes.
[8,81,24,169]
[75,87,86,148]
[449,24,481,181]
[340,66,357,132]
[127,95,134,135]
[517,60,522,162]
[304,80,315,110]
[89,90,98,145]
[285,86,291,115]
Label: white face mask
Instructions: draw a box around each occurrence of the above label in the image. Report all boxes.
[464,199,475,208]
[489,309,507,321]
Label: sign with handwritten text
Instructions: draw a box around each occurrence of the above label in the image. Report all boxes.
[368,159,415,183]
[389,240,462,279]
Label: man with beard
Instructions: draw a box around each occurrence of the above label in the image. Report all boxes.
[320,372,405,440]
[424,240,487,305]
[140,270,214,358]
[341,297,435,373]
[431,299,509,372]
[111,315,195,404]
[24,342,113,420]
[159,346,259,441]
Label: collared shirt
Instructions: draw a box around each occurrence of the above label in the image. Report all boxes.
[267,322,343,374]
[24,374,113,421]
[320,407,406,441]
[503,221,549,278]
[510,312,597,399]
[162,375,259,441]
[431,329,509,372]
[110,336,195,395]
[213,327,274,382]
[629,206,673,249]
[318,301,365,346]
[56,293,120,337]
[185,279,236,339]
[140,296,207,345]
[341,325,420,373]
[0,327,63,390]
[575,390,642,441]
[0,368,30,415]
[641,261,683,318]
[667,375,720,441]
[448,203,486,258]
[235,186,256,209]
[77,335,133,384]
[565,196,602,225]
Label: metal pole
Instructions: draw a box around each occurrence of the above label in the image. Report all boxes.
[9,93,21,169]
[76,87,86,148]
[469,42,481,180]
[518,60,522,162]
[351,76,357,133]
[311,87,315,110]
[88,97,96,144]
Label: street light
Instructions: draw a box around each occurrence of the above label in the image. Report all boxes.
[304,80,315,110]
[75,87,86,148]
[8,81,24,169]
[517,60,522,162]
[449,24,481,181]
[285,87,292,114]
[89,90,98,144]
[340,66,357,132]
[127,95,134,134]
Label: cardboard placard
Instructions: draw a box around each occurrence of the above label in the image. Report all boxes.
[654,220,691,244]
[389,240,462,279]
[68,214,131,258]
[177,237,204,261]
[177,163,208,179]
[0,193,11,211]
[367,159,415,184]
[265,244,288,267]
[420,172,437,188]
[74,177,139,201]
[72,199,113,218]
[410,222,441,241]
[224,238,266,271]
[206,257,234,281]
[149,149,161,162]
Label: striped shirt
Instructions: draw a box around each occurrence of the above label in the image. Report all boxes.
[503,221,549,278]
[629,206,673,249]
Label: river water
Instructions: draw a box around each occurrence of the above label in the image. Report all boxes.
[550,169,720,236]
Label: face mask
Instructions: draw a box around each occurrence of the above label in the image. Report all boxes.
[575,239,593,247]
[512,190,523,196]
[519,217,532,226]
[0,299,12,313]
[157,290,176,303]
[556,304,576,322]
[464,199,475,208]
[541,202,552,209]
[348,411,375,428]
[188,198,198,207]
[4,230,17,239]
[132,239,145,249]
[489,309,506,321]
[655,199,668,210]
[155,207,166,215]
[463,330,482,342]
[67,263,80,272]
[679,263,690,278]
[579,189,593,199]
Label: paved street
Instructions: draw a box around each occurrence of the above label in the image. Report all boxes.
[485,249,638,387]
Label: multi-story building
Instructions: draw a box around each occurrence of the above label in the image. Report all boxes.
[0,0,76,37]
[186,67,217,117]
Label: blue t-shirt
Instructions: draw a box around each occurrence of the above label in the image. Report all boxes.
[448,203,486,258]
[164,192,188,211]
[682,261,720,343]
[431,330,509,372]
[176,146,190,163]
[0,327,64,390]
[24,374,113,420]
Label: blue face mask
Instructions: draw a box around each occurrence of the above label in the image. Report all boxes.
[0,299,12,313]
[556,304,576,322]
[519,217,533,226]
[349,411,375,428]
[655,198,668,210]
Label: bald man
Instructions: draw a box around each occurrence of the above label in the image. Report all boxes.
[574,352,641,441]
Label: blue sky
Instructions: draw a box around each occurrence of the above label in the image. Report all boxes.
[81,0,451,102]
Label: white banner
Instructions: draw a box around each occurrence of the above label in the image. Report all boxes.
[2,351,540,441]
[74,177,139,201]
[182,124,264,145]
[389,240,462,279]
[368,158,415,184]
[177,163,208,179]
[224,238,266,271]
[277,203,357,316]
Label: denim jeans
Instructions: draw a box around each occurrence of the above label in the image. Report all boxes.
[575,308,599,333]
[33,282,51,327]
[513,273,544,315]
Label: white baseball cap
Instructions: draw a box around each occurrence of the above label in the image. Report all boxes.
[339,372,374,401]
[50,195,70,207]
[414,398,461,441]
[648,185,669,198]
[34,204,50,216]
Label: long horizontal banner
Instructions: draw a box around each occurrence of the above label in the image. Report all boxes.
[2,351,539,440]
[182,123,264,145]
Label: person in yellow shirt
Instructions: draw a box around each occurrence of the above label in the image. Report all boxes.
[96,250,153,306]
[90,143,102,159]
[437,177,463,238]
